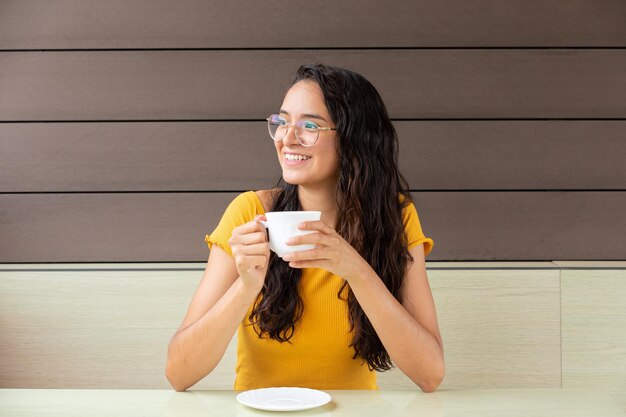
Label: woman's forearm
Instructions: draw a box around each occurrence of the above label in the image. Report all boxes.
[346,265,445,392]
[165,278,260,391]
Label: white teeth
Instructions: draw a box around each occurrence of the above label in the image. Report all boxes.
[285,154,311,161]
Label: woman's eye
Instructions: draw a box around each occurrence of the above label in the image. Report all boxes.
[302,121,318,129]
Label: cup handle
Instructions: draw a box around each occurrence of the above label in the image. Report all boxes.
[258,220,275,253]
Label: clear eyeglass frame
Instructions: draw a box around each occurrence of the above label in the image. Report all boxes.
[266,114,337,147]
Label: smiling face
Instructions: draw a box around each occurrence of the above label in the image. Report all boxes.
[274,80,340,190]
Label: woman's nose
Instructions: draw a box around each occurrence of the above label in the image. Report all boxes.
[282,124,300,146]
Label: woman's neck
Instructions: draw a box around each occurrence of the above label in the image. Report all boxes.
[297,184,339,229]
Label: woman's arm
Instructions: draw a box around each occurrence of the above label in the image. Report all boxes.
[283,222,444,392]
[166,247,254,391]
[345,243,445,392]
[166,216,270,391]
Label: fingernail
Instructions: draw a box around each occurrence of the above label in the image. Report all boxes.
[282,254,292,261]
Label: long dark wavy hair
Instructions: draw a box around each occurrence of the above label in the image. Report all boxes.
[248,63,414,371]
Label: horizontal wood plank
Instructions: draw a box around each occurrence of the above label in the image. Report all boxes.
[2,121,625,191]
[1,0,625,49]
[0,192,624,262]
[1,50,625,120]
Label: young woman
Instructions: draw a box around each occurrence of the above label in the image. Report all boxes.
[166,64,444,392]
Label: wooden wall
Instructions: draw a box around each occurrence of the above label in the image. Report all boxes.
[0,0,625,403]
[1,1,625,262]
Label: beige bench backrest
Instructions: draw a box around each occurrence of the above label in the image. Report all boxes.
[1,263,624,396]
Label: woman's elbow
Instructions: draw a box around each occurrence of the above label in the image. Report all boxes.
[419,378,442,393]
[418,362,445,393]
[165,359,190,392]
[170,381,188,392]
[166,373,190,392]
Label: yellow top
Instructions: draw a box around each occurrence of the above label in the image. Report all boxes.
[205,191,434,390]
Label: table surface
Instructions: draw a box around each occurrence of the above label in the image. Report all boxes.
[1,388,624,417]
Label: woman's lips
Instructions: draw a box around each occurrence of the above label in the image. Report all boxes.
[284,156,312,166]
[283,153,312,166]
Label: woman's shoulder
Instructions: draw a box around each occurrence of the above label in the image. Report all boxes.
[398,192,416,212]
[224,189,279,216]
[253,188,280,213]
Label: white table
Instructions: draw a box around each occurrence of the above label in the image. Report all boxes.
[1,388,624,416]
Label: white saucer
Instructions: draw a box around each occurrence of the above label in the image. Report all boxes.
[236,387,332,412]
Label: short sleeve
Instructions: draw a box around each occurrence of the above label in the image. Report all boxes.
[402,202,434,257]
[204,191,264,258]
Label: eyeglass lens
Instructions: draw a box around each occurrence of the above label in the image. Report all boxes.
[268,115,319,146]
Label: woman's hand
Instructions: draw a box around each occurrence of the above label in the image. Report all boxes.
[281,220,371,282]
[228,215,270,291]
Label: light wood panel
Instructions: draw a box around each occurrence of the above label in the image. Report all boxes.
[0,269,236,389]
[2,121,625,192]
[2,50,625,121]
[430,269,561,389]
[1,0,625,49]
[562,270,626,411]
[0,266,562,390]
[1,192,625,262]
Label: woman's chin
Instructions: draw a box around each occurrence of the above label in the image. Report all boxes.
[282,172,306,185]
[283,178,304,186]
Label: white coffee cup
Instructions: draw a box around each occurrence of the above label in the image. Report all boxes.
[259,211,321,257]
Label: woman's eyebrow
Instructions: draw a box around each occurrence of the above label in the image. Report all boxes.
[279,109,327,122]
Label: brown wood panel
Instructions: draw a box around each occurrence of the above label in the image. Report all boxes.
[0,192,624,262]
[1,50,625,120]
[1,121,625,192]
[398,121,626,190]
[0,122,278,192]
[1,0,625,49]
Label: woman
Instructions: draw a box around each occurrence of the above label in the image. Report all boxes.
[166,64,444,392]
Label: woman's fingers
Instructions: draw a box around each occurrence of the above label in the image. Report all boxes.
[231,231,267,246]
[286,232,339,248]
[236,242,270,256]
[230,216,268,247]
[232,215,266,235]
[234,243,270,271]
[229,216,271,287]
[282,247,326,262]
[297,220,334,234]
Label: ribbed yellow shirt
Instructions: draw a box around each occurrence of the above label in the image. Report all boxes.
[205,191,434,390]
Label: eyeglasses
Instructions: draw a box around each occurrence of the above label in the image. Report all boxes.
[266,114,337,147]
